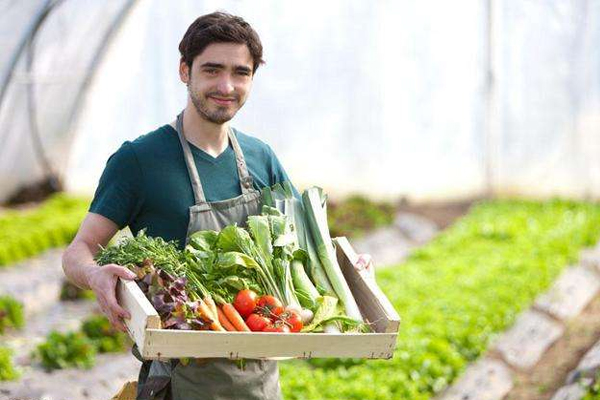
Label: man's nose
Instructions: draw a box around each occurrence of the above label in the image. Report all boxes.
[216,75,234,95]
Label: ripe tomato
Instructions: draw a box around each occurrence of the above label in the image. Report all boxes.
[262,320,291,333]
[233,289,258,318]
[281,310,303,332]
[245,313,271,332]
[255,295,284,319]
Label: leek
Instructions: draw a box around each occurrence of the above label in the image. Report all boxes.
[291,258,320,309]
[302,187,363,322]
[261,185,336,297]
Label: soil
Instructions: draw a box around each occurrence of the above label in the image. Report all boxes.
[397,198,478,229]
[502,295,600,400]
[3,176,62,206]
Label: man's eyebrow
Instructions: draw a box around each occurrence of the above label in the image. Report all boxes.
[200,62,225,69]
[199,62,252,73]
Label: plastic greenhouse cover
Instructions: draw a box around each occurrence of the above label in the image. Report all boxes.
[67,0,487,201]
[0,0,132,202]
[0,0,49,95]
[1,1,600,203]
[488,0,600,199]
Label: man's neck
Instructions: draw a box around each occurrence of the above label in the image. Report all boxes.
[182,105,230,157]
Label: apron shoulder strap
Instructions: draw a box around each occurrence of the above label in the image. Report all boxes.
[175,111,256,205]
[228,128,254,195]
[175,112,207,205]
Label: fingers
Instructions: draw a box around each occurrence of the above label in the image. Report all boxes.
[355,253,375,279]
[97,297,126,332]
[105,264,137,280]
[90,265,132,332]
[100,296,129,332]
[355,254,373,271]
[105,278,131,332]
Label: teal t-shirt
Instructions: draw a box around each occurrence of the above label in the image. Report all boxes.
[89,124,295,248]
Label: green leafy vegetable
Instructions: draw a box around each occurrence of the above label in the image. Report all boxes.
[303,187,362,321]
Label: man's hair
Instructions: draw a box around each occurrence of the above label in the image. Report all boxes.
[179,11,265,74]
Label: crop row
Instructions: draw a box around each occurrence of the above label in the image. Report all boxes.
[279,199,600,400]
[0,194,90,267]
[32,314,130,371]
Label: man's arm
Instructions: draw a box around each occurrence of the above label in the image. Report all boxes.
[62,212,137,332]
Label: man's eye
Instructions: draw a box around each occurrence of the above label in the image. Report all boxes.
[205,69,218,75]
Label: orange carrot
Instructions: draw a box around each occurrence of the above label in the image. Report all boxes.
[217,307,237,332]
[198,300,225,331]
[204,296,220,322]
[221,303,250,332]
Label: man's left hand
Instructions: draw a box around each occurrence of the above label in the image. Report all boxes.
[355,253,375,279]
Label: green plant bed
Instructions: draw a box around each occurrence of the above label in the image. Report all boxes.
[81,314,130,353]
[280,199,600,400]
[327,195,396,239]
[578,370,600,399]
[0,296,24,334]
[0,193,90,267]
[60,280,96,301]
[32,314,130,371]
[0,347,20,381]
[34,331,96,371]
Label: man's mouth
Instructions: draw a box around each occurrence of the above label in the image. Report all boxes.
[209,96,236,106]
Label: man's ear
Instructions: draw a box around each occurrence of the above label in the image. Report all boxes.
[179,60,190,84]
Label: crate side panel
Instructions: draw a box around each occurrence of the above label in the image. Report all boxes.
[117,278,161,351]
[334,237,401,333]
[142,330,397,360]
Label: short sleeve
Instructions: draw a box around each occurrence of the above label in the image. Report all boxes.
[266,145,301,200]
[89,142,143,229]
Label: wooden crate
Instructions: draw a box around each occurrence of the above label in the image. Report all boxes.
[117,237,400,360]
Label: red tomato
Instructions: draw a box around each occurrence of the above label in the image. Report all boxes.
[262,320,291,333]
[281,310,303,332]
[255,295,284,319]
[233,289,258,318]
[245,313,271,332]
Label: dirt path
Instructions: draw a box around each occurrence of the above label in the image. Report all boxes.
[503,295,600,400]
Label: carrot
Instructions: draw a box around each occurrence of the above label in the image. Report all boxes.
[217,307,237,332]
[204,296,220,322]
[221,303,250,332]
[197,300,225,331]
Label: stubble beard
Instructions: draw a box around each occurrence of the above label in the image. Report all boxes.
[188,84,241,125]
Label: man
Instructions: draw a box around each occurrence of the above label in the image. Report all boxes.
[63,11,373,400]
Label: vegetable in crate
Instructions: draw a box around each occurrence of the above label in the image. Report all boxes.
[302,187,363,322]
[261,183,369,333]
[96,188,369,334]
[233,289,258,318]
[95,232,214,331]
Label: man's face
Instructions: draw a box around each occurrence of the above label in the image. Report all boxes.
[180,42,254,125]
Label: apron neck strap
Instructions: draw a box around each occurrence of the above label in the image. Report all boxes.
[227,127,255,194]
[175,111,254,205]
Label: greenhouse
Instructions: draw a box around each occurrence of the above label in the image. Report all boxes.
[2,1,600,400]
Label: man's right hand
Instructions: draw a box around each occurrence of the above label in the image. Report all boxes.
[85,263,137,332]
[63,213,136,332]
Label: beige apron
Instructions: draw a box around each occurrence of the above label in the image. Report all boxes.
[135,111,282,400]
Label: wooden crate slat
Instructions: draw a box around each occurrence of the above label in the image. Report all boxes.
[334,237,401,333]
[142,329,396,360]
[117,278,161,348]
